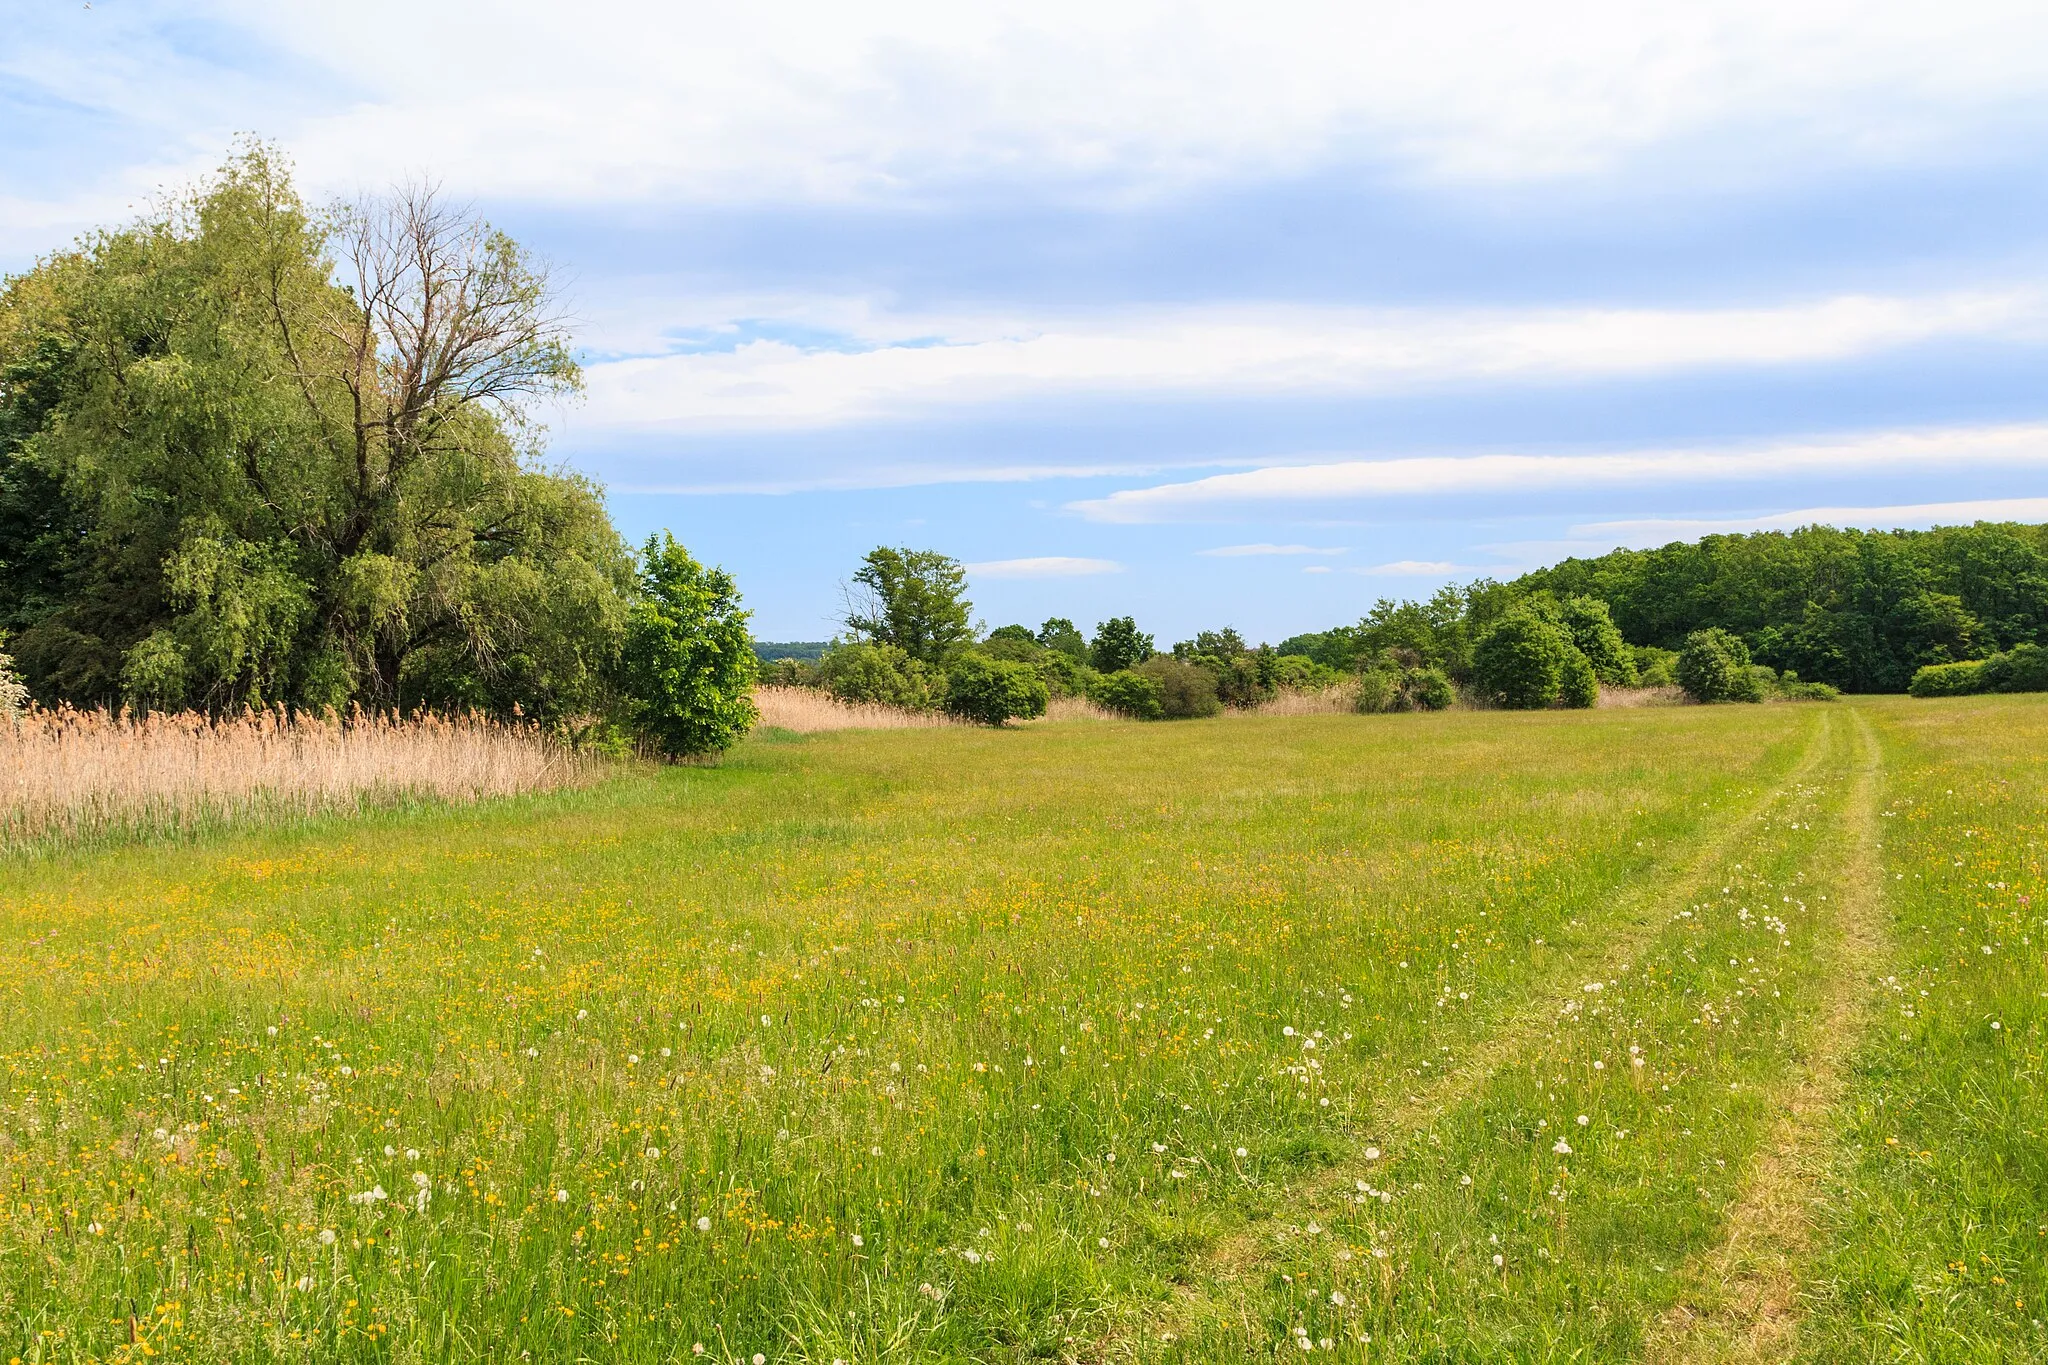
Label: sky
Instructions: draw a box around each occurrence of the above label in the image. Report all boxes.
[6,2,2048,643]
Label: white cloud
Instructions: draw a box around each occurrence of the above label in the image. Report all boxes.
[1068,423,2048,523]
[1360,560,1463,575]
[965,556,1123,579]
[577,291,2043,433]
[19,0,2048,213]
[1302,566,1334,574]
[1199,543,1348,557]
[1573,496,2048,543]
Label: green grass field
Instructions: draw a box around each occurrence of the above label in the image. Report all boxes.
[3,700,2043,1363]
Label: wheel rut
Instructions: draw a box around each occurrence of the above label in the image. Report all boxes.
[1092,716,1844,1361]
[1643,707,1889,1364]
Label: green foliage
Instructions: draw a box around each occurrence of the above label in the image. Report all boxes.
[1036,617,1088,661]
[1033,650,1097,699]
[1676,627,1758,703]
[619,535,757,758]
[979,629,1044,663]
[0,143,631,720]
[1171,627,1272,708]
[1979,641,2048,694]
[1634,645,1679,688]
[1089,668,1164,719]
[1558,647,1600,708]
[1357,657,1458,713]
[1557,596,1637,686]
[843,548,973,664]
[1134,655,1220,718]
[1516,522,2048,692]
[759,657,816,689]
[1470,610,1574,709]
[1406,666,1456,711]
[1909,643,2048,698]
[1089,616,1154,674]
[944,654,1049,726]
[1270,653,1345,690]
[813,642,940,711]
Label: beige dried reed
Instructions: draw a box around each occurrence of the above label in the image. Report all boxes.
[1250,685,1361,716]
[1,706,596,849]
[752,686,958,732]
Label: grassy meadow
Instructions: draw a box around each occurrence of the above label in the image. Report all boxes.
[2,700,2044,1363]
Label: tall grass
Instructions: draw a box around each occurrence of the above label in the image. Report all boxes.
[0,705,594,850]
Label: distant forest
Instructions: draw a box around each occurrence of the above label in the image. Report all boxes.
[1283,522,2048,694]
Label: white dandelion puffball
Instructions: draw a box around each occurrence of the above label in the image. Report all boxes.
[696,1216,712,1232]
[555,1189,570,1202]
[1553,1139,1573,1155]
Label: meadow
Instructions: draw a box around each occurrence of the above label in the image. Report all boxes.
[1,699,2042,1363]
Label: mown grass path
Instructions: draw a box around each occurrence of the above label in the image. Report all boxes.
[1109,714,1842,1361]
[1644,709,1889,1363]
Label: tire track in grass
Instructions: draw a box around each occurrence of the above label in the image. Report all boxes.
[1643,706,1888,1365]
[1096,714,1840,1360]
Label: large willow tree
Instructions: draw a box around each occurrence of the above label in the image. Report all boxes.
[0,144,633,720]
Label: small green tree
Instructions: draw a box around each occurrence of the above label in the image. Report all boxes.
[843,548,973,664]
[1090,617,1155,674]
[1091,669,1164,719]
[1470,611,1573,709]
[1406,666,1456,711]
[1676,628,1756,703]
[813,642,940,710]
[620,534,757,757]
[945,655,1049,726]
[1136,655,1221,718]
[1558,647,1599,708]
[1037,617,1089,661]
[1558,596,1637,686]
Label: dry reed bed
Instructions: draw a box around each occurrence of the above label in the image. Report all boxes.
[0,707,594,849]
[753,686,960,732]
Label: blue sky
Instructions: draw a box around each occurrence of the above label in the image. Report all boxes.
[7,2,2048,642]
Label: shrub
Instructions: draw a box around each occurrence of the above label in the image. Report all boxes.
[1091,669,1164,719]
[760,657,815,688]
[1406,666,1456,711]
[1359,664,1455,714]
[1471,611,1574,709]
[814,642,940,711]
[1634,645,1679,688]
[1271,653,1344,690]
[1034,650,1097,698]
[1733,664,1774,704]
[620,534,759,757]
[1559,596,1637,686]
[1355,668,1400,715]
[1981,642,2048,694]
[1558,648,1599,708]
[1089,617,1155,674]
[945,655,1048,726]
[1676,628,1756,703]
[1136,656,1222,718]
[1909,660,1984,697]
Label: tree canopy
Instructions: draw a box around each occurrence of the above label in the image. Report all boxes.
[0,144,634,721]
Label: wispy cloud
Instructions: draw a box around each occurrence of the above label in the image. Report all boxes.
[23,1,2048,212]
[1358,560,1464,575]
[965,556,1123,579]
[577,292,2043,433]
[1198,543,1348,557]
[1573,496,2048,543]
[1068,423,2048,523]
